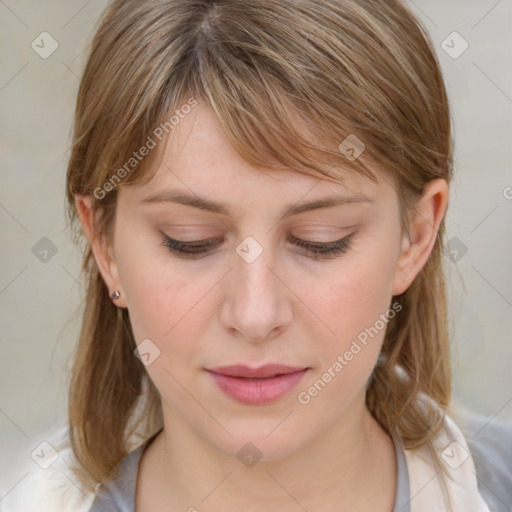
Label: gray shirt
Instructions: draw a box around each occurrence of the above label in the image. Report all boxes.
[89,411,512,512]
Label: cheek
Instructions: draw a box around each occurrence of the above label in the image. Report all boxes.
[311,257,396,339]
[119,255,206,400]
[299,239,398,381]
[113,230,193,345]
[123,265,195,344]
[295,260,395,411]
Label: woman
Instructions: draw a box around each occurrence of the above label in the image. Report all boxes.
[3,0,511,511]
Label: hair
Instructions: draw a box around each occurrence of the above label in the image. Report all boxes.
[65,0,456,508]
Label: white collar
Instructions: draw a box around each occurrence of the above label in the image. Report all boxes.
[402,399,491,511]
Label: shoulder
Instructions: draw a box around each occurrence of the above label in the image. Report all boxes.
[0,424,97,512]
[452,406,512,511]
[90,442,146,511]
[1,420,156,512]
[401,395,511,511]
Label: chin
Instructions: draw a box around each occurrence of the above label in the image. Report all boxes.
[208,418,312,463]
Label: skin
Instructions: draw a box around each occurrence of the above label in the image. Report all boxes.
[76,100,449,512]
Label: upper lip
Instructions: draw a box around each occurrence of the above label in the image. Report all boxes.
[207,364,308,379]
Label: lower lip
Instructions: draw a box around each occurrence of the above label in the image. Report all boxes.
[206,369,309,405]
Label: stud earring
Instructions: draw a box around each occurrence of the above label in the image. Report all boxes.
[111,290,121,300]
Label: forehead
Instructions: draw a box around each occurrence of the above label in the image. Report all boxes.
[120,101,394,210]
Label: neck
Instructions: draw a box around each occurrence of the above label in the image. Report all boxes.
[138,395,397,511]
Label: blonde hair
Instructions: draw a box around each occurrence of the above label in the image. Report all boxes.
[65,0,456,506]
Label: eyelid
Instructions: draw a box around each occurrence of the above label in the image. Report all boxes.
[160,232,352,246]
[161,234,220,249]
[291,232,355,258]
[160,230,356,259]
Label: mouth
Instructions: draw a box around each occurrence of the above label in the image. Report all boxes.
[207,364,309,379]
[205,364,310,405]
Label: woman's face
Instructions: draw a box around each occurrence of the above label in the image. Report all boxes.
[98,102,412,459]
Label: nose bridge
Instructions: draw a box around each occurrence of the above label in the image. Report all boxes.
[238,238,274,295]
[223,234,290,341]
[236,234,279,309]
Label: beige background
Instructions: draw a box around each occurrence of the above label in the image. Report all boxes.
[1,0,511,500]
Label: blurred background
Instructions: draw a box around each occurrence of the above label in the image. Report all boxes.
[1,0,511,501]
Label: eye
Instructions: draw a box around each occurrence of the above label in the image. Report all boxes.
[160,232,355,260]
[290,233,354,259]
[160,234,222,259]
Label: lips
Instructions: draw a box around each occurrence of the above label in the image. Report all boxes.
[205,364,310,405]
[207,364,308,379]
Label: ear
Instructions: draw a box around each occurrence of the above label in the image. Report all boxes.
[392,178,449,296]
[74,195,127,308]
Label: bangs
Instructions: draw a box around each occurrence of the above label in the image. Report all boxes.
[68,0,449,235]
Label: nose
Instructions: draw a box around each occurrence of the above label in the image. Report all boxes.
[219,239,293,343]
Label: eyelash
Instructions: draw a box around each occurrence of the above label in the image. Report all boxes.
[160,232,355,260]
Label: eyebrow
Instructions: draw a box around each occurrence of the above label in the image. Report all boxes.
[141,189,373,219]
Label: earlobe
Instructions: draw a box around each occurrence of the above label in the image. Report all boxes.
[74,195,127,308]
[392,179,449,296]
